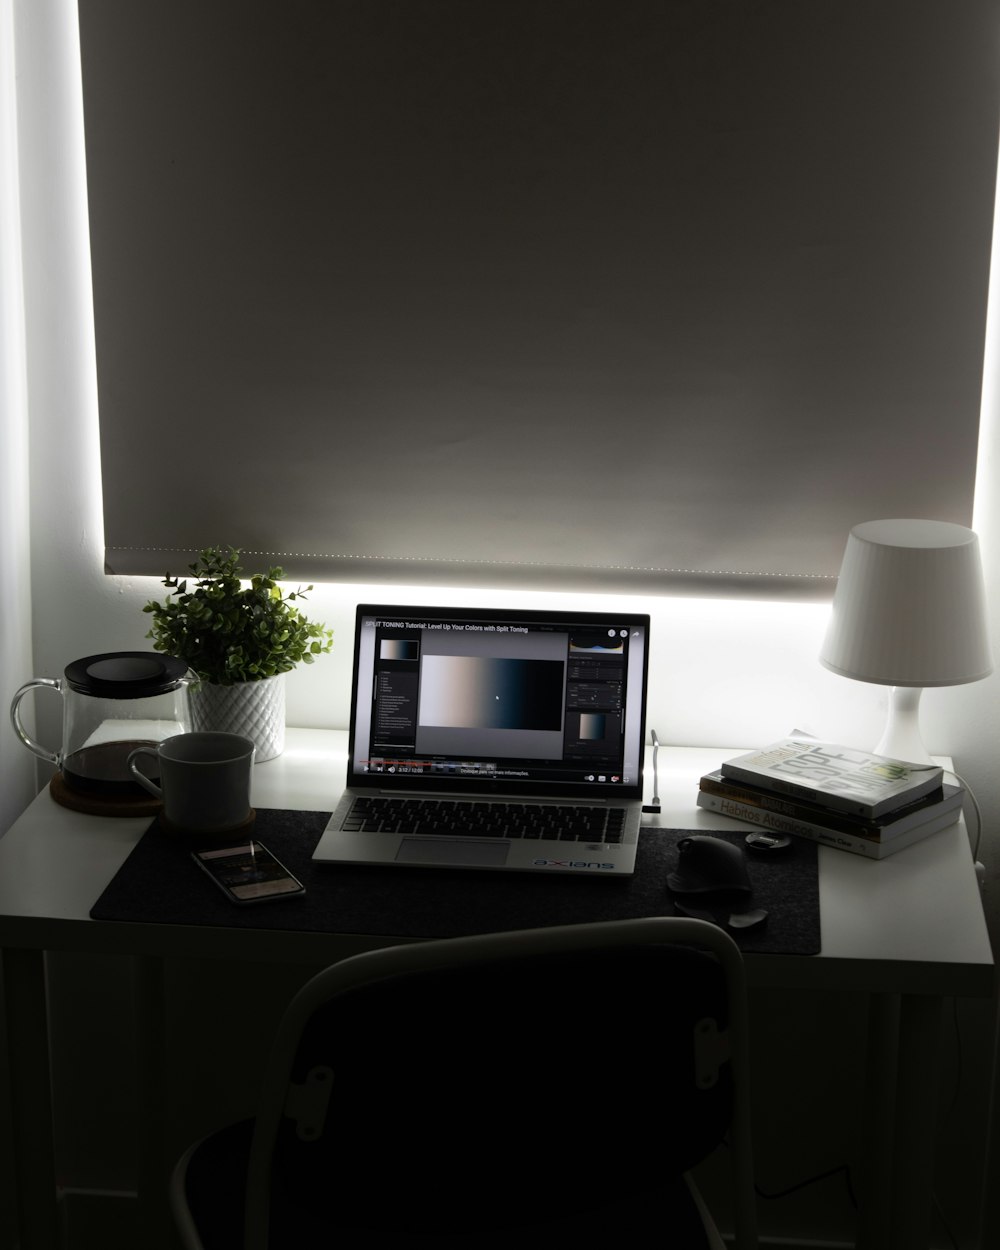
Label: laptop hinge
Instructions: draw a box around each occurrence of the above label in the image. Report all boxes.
[374,789,611,804]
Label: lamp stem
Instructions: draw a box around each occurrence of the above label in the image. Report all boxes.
[874,687,933,764]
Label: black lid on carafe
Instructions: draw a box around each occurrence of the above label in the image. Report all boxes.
[64,652,189,699]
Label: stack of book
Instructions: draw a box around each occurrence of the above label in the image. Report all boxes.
[697,738,965,859]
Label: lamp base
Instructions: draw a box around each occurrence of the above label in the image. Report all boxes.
[874,687,934,765]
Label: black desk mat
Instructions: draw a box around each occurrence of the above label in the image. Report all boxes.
[90,810,820,956]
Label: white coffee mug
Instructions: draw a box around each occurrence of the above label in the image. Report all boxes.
[128,732,256,833]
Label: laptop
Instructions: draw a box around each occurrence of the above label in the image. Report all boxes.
[312,603,651,875]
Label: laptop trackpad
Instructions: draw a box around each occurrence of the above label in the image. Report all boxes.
[395,837,509,867]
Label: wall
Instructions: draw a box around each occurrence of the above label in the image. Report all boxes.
[0,0,36,838]
[10,3,1000,1246]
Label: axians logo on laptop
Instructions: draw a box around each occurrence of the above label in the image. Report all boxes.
[533,858,616,871]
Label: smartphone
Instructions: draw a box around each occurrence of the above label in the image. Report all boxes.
[192,841,306,904]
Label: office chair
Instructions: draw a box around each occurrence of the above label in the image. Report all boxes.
[170,916,756,1250]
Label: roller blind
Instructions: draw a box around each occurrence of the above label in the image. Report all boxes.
[79,0,999,597]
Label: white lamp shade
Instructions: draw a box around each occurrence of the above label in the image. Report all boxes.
[819,519,993,687]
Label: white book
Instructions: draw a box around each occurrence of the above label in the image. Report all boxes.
[719,738,944,820]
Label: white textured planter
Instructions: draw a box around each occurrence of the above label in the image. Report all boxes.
[188,673,286,762]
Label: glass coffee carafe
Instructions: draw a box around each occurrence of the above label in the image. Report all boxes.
[10,651,192,802]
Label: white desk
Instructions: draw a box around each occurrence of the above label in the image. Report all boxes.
[0,730,993,1249]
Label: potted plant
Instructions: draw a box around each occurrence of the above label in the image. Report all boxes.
[143,546,333,760]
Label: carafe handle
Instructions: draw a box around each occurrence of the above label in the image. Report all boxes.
[9,679,62,766]
[127,746,163,799]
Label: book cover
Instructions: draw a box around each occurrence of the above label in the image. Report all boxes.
[699,771,964,840]
[719,739,945,819]
[696,791,962,859]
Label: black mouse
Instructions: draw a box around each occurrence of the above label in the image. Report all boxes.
[667,835,752,896]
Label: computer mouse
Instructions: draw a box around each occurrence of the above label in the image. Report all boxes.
[667,835,753,896]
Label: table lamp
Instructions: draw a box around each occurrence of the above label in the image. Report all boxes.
[819,519,993,764]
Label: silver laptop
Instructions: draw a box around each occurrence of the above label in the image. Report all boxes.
[312,604,650,875]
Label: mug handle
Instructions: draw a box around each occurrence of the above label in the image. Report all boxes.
[127,747,163,799]
[9,679,62,766]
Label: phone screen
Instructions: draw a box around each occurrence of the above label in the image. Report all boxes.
[193,841,306,903]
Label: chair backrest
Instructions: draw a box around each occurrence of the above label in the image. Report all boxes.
[243,917,755,1249]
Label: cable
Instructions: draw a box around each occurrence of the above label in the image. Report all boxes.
[754,1162,857,1208]
[932,1191,960,1250]
[722,1137,858,1209]
[942,996,964,1128]
[927,997,964,1250]
[944,767,984,867]
[642,728,661,813]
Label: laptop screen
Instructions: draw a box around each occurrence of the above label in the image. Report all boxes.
[347,604,650,799]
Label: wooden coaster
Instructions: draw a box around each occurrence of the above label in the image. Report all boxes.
[156,809,257,839]
[49,773,163,818]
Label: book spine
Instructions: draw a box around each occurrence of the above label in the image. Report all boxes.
[700,773,890,835]
[697,791,882,856]
[700,772,961,836]
[695,792,961,858]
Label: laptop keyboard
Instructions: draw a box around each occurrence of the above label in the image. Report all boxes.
[342,797,627,843]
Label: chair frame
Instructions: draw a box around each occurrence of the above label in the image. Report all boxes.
[171,916,756,1250]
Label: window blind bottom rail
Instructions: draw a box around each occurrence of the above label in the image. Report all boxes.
[104,547,836,601]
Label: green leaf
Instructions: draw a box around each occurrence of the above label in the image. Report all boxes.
[140,545,332,684]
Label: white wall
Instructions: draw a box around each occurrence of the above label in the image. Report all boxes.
[0,0,35,837]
